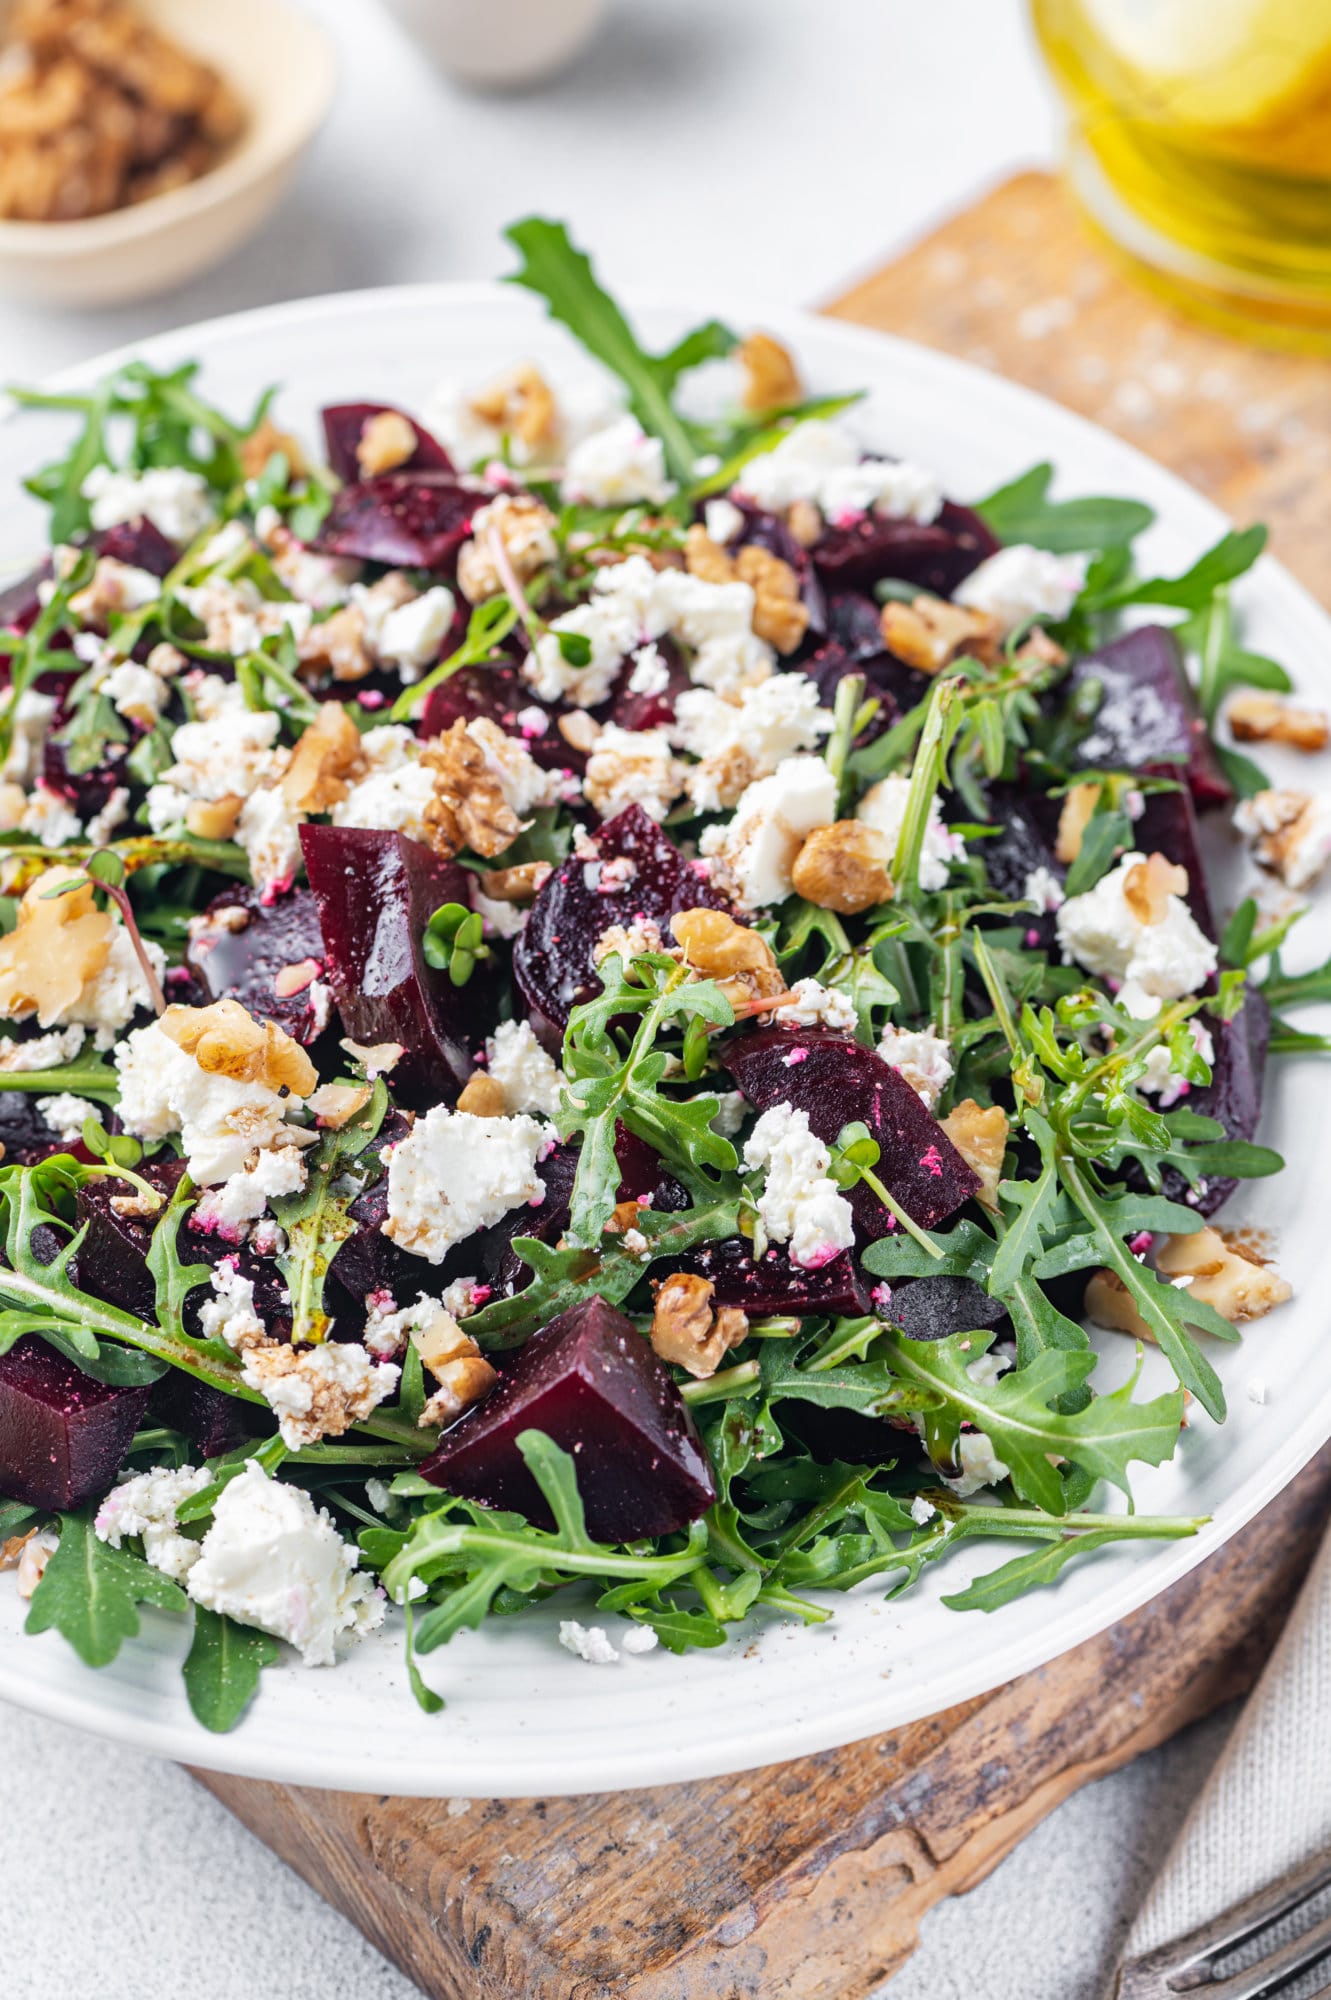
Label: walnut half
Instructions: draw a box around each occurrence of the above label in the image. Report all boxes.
[791,821,894,916]
[670,907,786,1010]
[158,998,316,1097]
[940,1099,1009,1211]
[650,1272,747,1379]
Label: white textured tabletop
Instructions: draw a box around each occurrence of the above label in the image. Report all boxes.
[0,2,1238,1995]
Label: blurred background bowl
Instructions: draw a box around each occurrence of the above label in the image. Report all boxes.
[381,0,607,90]
[0,0,336,309]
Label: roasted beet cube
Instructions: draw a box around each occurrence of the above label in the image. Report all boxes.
[184,885,331,1045]
[301,823,499,1108]
[314,474,484,571]
[1155,991,1269,1219]
[726,1028,980,1234]
[0,1336,150,1510]
[682,1233,869,1318]
[513,803,732,1044]
[419,1296,715,1540]
[0,1089,94,1168]
[1069,625,1231,812]
[149,1373,260,1459]
[812,500,998,595]
[321,402,453,484]
[606,635,692,734]
[92,517,180,575]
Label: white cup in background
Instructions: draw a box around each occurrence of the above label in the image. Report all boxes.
[381,0,608,89]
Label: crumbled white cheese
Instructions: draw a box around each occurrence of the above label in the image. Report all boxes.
[584,723,683,822]
[954,544,1089,631]
[0,782,83,848]
[424,370,616,471]
[1023,865,1065,914]
[184,1461,385,1667]
[57,923,167,1050]
[944,1430,1011,1498]
[0,1024,86,1072]
[558,1619,621,1664]
[857,773,966,892]
[100,661,167,727]
[485,1018,565,1118]
[36,1092,97,1144]
[778,977,857,1033]
[1055,852,1217,1015]
[147,700,284,827]
[197,1261,266,1350]
[69,557,162,624]
[709,1089,749,1138]
[84,786,130,847]
[241,1339,399,1451]
[620,1623,660,1655]
[561,416,675,508]
[473,886,528,940]
[236,784,306,896]
[197,1142,309,1231]
[699,754,837,908]
[734,420,942,526]
[371,584,456,678]
[909,1495,938,1526]
[466,715,567,820]
[362,1289,449,1362]
[115,1018,303,1184]
[82,464,215,544]
[626,642,671,697]
[742,1101,855,1268]
[673,673,832,809]
[383,1105,549,1263]
[703,497,745,546]
[1,687,56,787]
[876,1023,953,1109]
[176,576,311,655]
[94,1463,213,1583]
[331,725,435,843]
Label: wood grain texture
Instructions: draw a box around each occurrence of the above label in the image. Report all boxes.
[196,172,1331,1998]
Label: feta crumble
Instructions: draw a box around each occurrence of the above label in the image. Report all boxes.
[778,977,857,1033]
[82,464,215,544]
[240,1339,399,1451]
[36,1092,97,1144]
[1055,852,1217,1015]
[673,673,832,810]
[558,1620,621,1664]
[953,544,1089,631]
[561,416,675,508]
[94,1464,213,1583]
[485,1018,566,1118]
[114,1019,304,1185]
[734,420,943,526]
[742,1101,855,1269]
[699,754,837,908]
[876,1024,953,1109]
[383,1105,549,1263]
[185,1461,385,1667]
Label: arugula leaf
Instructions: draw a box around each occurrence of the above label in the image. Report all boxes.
[506,218,732,483]
[272,1080,387,1344]
[182,1608,281,1732]
[25,1510,186,1667]
[975,463,1154,553]
[877,1329,1185,1514]
[0,1499,35,1540]
[1095,525,1267,612]
[1062,806,1131,897]
[942,1510,1202,1612]
[1182,585,1290,729]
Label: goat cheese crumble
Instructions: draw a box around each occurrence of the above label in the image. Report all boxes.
[954,544,1089,631]
[1055,852,1217,1016]
[383,1105,549,1263]
[742,1101,855,1269]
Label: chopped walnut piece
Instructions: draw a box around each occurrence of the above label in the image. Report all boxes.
[296,605,374,684]
[0,1528,36,1571]
[670,907,785,1010]
[420,718,527,861]
[1083,1269,1152,1340]
[184,794,243,841]
[880,594,1001,675]
[0,868,114,1027]
[341,1037,404,1078]
[684,525,736,587]
[557,710,601,755]
[457,493,559,604]
[650,1272,748,1378]
[481,860,552,904]
[305,1082,372,1129]
[1234,789,1331,891]
[280,700,366,812]
[158,998,316,1096]
[273,959,320,999]
[1227,691,1329,752]
[736,544,809,654]
[409,1305,498,1427]
[457,1072,507,1117]
[14,1526,56,1599]
[469,362,558,452]
[1055,781,1103,866]
[737,332,803,413]
[356,410,417,477]
[786,498,823,548]
[940,1099,1008,1211]
[1123,852,1188,926]
[239,415,308,481]
[791,821,894,916]
[1155,1227,1292,1323]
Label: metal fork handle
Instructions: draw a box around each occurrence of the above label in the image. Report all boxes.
[1117,1848,1331,2000]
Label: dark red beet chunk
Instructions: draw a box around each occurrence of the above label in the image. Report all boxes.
[682,1234,869,1318]
[513,803,732,1044]
[606,635,692,735]
[726,1028,981,1235]
[812,500,998,595]
[301,824,499,1108]
[321,403,453,484]
[420,1296,715,1540]
[41,735,130,823]
[1069,625,1232,813]
[93,517,180,575]
[184,885,331,1045]
[0,1336,150,1510]
[149,1373,259,1459]
[314,474,484,571]
[0,1089,93,1167]
[1153,991,1269,1220]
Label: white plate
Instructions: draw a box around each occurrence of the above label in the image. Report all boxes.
[1,285,1329,1798]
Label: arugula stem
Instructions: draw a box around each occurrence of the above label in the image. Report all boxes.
[857,1163,943,1261]
[680,1360,760,1406]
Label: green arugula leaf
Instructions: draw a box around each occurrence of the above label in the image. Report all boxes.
[1095,525,1267,612]
[0,1499,35,1540]
[25,1510,186,1667]
[1062,807,1131,897]
[942,1511,1203,1612]
[272,1080,388,1344]
[975,463,1154,553]
[1182,585,1290,729]
[182,1608,281,1732]
[506,218,732,483]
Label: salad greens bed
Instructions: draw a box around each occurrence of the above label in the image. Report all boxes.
[0,219,1324,1735]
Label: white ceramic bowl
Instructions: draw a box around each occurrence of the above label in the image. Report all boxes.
[0,0,336,308]
[382,0,607,89]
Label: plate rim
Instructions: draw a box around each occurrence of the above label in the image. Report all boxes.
[0,277,1326,1795]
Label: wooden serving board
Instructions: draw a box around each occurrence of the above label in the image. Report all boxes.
[195,173,1331,1997]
